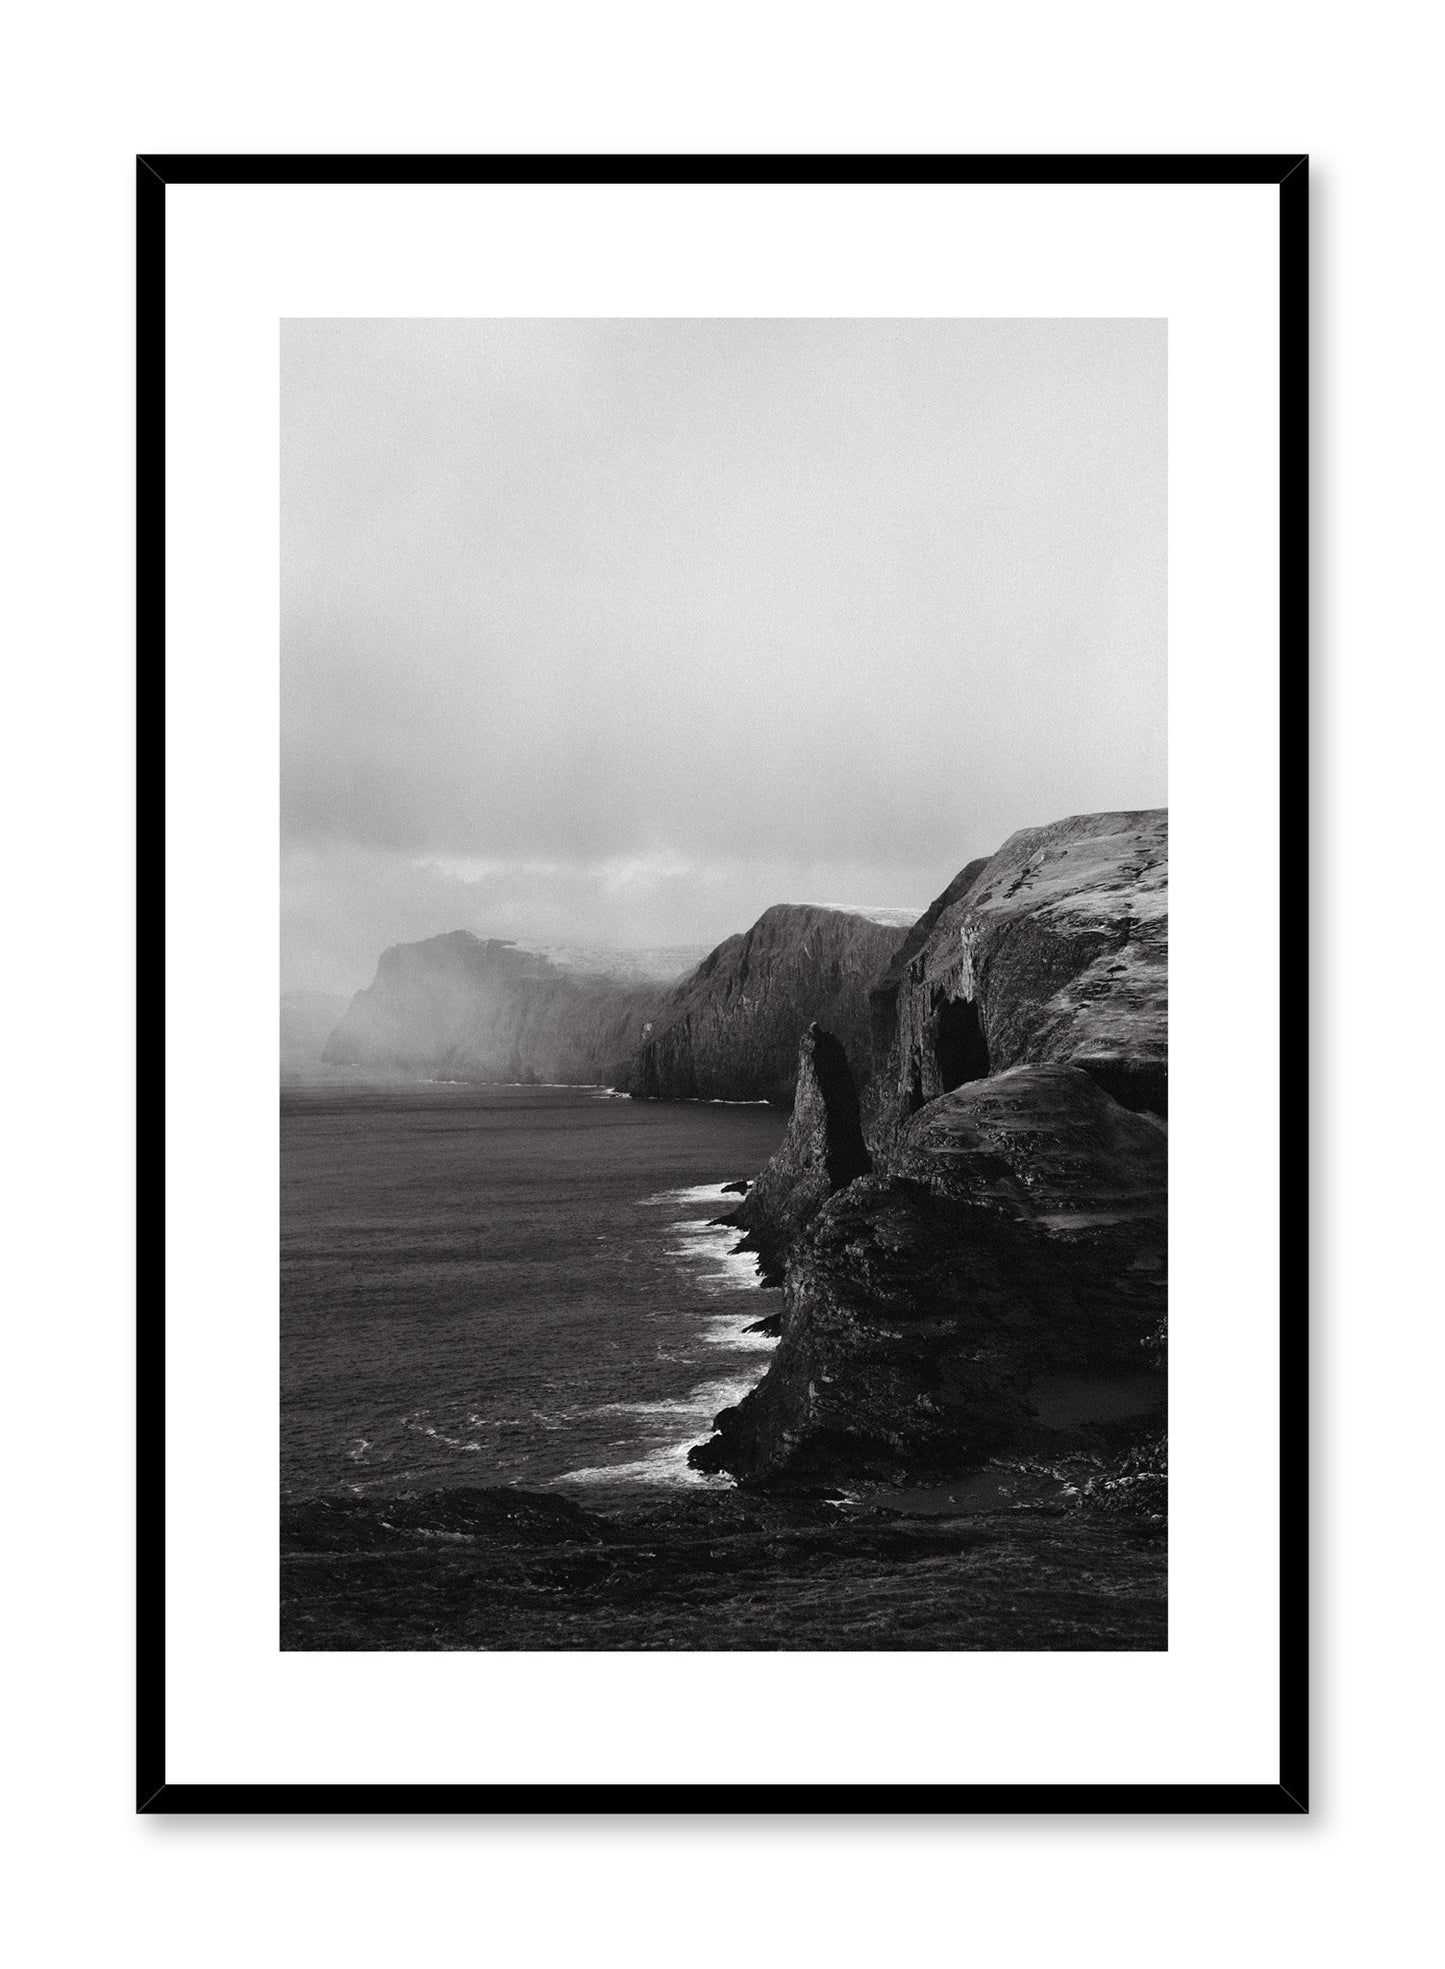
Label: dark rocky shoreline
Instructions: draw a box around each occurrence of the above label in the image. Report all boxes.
[281,1482,1165,1651]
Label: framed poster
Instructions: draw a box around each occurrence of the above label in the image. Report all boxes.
[141,153,1307,1811]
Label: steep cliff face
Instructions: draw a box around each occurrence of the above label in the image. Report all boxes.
[721,1023,872,1286]
[871,810,1167,1147]
[863,856,991,1141]
[690,1063,1166,1487]
[624,904,909,1108]
[322,931,661,1084]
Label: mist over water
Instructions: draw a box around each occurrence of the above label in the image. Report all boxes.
[281,1083,786,1503]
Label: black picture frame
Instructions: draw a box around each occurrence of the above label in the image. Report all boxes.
[138,151,1308,1816]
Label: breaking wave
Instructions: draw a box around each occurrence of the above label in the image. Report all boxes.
[556,1187,775,1489]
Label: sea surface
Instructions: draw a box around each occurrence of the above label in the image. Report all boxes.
[281,1083,787,1506]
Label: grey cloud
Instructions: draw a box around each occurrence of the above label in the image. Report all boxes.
[283,317,1165,991]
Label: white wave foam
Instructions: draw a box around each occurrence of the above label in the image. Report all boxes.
[560,1442,727,1488]
[400,1408,483,1452]
[640,1181,732,1206]
[665,1224,759,1292]
[702,1315,777,1352]
[590,1373,759,1423]
[558,1373,758,1488]
[559,1177,771,1490]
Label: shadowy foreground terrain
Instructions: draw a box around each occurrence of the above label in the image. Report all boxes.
[281,1485,1165,1651]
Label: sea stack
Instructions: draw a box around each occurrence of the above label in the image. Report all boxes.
[720,1021,872,1286]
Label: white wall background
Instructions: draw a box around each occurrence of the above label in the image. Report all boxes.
[1,3,1432,1965]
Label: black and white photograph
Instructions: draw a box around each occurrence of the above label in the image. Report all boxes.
[279,314,1170,1653]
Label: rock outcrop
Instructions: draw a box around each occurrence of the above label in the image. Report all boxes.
[322,930,663,1085]
[719,1023,872,1286]
[871,810,1167,1148]
[690,1063,1166,1487]
[624,903,909,1107]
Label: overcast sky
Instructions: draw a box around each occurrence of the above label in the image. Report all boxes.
[282,317,1165,994]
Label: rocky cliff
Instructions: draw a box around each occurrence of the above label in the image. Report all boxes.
[322,931,663,1085]
[870,809,1167,1146]
[624,904,909,1108]
[691,1061,1166,1486]
[689,808,1169,1490]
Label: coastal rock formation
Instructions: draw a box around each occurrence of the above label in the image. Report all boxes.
[871,810,1168,1147]
[721,1023,872,1286]
[322,930,664,1085]
[691,1064,1166,1487]
[625,903,910,1107]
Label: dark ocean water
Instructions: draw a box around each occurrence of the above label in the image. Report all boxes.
[281,1083,787,1506]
